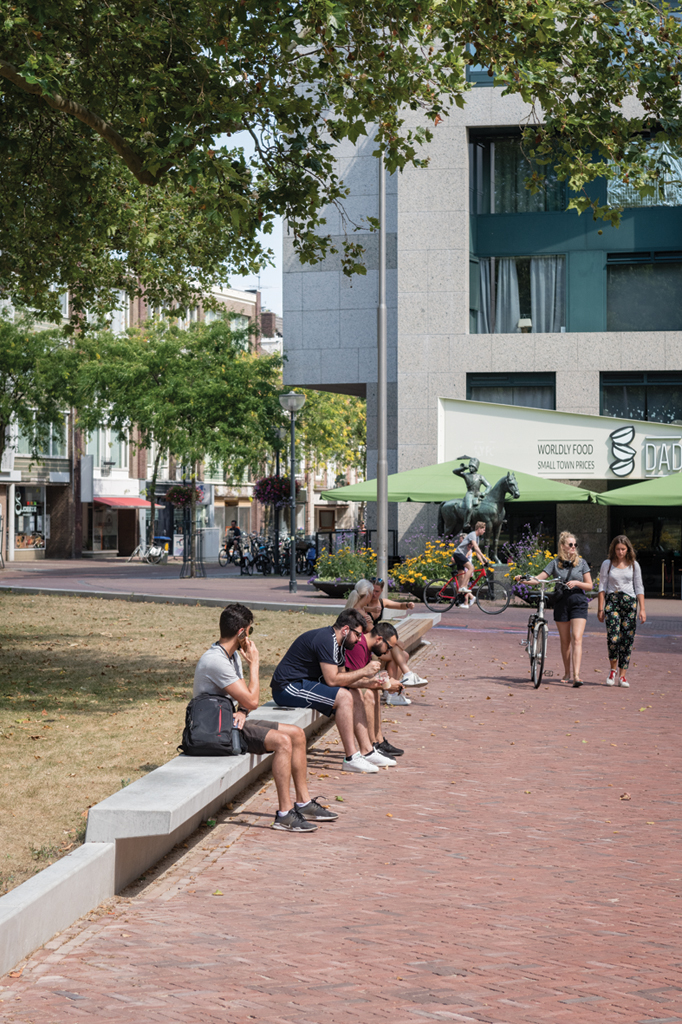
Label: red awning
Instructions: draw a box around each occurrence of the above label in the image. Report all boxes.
[93,496,151,509]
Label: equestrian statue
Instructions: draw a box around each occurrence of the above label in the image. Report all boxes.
[437,455,521,562]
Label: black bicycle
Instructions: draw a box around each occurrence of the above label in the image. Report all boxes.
[518,576,557,688]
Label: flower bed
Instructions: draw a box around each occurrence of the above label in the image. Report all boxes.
[313,544,378,583]
[391,540,458,599]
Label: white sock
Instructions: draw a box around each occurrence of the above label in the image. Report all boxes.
[277,809,289,817]
[295,801,309,808]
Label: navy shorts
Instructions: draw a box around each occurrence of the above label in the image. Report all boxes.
[553,593,588,622]
[452,552,470,571]
[272,680,340,717]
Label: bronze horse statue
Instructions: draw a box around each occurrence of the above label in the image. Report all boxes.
[437,470,521,562]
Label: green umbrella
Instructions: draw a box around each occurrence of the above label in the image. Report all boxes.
[321,460,596,503]
[595,474,682,506]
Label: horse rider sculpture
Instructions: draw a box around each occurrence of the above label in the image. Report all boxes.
[452,455,491,529]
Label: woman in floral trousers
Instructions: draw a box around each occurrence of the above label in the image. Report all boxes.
[597,535,646,688]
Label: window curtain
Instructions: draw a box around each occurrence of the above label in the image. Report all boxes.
[495,258,520,333]
[476,258,491,333]
[530,256,565,332]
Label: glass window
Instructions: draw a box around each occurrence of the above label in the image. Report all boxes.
[607,260,682,332]
[601,373,682,425]
[467,373,556,410]
[14,485,45,550]
[108,433,128,469]
[607,142,682,209]
[474,256,566,334]
[469,135,565,215]
[86,430,101,465]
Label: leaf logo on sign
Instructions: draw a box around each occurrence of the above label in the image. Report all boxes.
[609,425,636,477]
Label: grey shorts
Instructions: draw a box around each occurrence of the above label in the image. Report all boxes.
[241,718,279,755]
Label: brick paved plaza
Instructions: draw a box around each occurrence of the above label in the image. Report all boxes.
[2,612,681,1023]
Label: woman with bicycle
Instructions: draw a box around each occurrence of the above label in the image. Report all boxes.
[597,534,646,688]
[520,531,593,688]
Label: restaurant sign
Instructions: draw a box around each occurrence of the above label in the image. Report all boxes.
[438,398,682,479]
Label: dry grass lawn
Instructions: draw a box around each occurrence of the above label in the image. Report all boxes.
[0,594,329,895]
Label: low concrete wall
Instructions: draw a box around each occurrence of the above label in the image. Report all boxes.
[0,611,438,976]
[0,842,115,978]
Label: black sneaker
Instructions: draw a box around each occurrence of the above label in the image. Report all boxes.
[271,807,318,832]
[296,796,339,822]
[376,740,404,758]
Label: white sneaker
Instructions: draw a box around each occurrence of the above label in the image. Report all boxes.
[400,671,428,688]
[342,753,379,774]
[363,749,397,767]
[385,692,412,705]
[606,671,616,686]
[619,676,630,687]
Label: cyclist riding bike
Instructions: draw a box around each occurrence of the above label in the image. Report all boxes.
[451,521,489,596]
[225,520,242,560]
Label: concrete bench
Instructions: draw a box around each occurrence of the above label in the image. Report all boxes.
[0,611,439,976]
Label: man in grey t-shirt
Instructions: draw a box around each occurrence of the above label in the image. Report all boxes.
[192,603,338,833]
[452,521,488,593]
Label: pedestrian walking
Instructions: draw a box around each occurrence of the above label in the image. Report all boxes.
[597,534,646,688]
[519,531,593,687]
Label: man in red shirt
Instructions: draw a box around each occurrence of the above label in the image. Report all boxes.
[345,616,405,759]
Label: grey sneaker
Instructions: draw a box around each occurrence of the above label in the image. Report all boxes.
[296,797,339,822]
[342,753,379,774]
[385,692,412,706]
[271,807,318,832]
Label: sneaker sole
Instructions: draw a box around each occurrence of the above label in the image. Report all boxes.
[271,822,318,832]
[342,762,379,774]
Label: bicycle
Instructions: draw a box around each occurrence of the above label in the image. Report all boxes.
[423,560,511,615]
[127,542,164,564]
[518,575,557,688]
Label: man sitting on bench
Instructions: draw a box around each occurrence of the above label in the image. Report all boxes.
[194,603,337,833]
[271,609,397,773]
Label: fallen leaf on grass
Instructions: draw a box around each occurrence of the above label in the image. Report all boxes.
[620,793,631,800]
[335,796,344,802]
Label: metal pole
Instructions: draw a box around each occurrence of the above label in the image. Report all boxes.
[376,151,388,593]
[289,410,297,593]
[274,445,281,574]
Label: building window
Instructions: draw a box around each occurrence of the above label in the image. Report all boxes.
[601,372,682,424]
[469,135,566,215]
[14,485,46,550]
[472,256,566,334]
[606,252,682,332]
[86,428,128,469]
[607,142,682,209]
[467,373,556,410]
[15,419,67,458]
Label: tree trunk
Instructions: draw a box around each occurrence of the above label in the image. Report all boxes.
[148,446,163,547]
[189,463,197,577]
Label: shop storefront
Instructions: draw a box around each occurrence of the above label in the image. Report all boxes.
[14,485,47,559]
[82,496,150,557]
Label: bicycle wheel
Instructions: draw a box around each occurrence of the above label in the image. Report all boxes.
[423,578,457,613]
[475,577,511,615]
[218,547,228,567]
[532,620,548,688]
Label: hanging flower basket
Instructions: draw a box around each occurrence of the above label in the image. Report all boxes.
[253,475,299,508]
[165,484,203,507]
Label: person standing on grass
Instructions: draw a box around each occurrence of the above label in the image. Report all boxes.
[597,535,646,688]
[519,531,593,688]
[271,609,397,773]
[193,603,338,833]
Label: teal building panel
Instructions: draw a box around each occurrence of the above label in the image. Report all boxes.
[567,251,606,332]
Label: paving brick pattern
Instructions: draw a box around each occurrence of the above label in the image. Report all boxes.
[2,618,682,1023]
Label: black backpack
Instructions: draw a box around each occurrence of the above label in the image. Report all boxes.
[179,693,247,757]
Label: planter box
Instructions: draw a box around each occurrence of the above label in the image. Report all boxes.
[312,580,356,599]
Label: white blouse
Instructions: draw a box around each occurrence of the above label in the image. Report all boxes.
[598,560,644,598]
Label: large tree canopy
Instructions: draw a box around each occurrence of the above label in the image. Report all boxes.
[0,0,465,322]
[3,0,682,323]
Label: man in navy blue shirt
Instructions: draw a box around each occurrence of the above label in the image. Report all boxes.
[272,609,396,773]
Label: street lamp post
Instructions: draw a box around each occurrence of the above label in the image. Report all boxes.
[273,426,287,574]
[278,391,306,592]
[376,150,388,593]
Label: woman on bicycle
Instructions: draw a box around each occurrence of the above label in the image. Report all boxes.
[597,534,646,688]
[521,531,593,688]
[345,578,426,688]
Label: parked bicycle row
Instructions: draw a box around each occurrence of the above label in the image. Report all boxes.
[219,531,318,577]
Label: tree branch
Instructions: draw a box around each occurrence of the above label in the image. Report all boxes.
[0,58,162,185]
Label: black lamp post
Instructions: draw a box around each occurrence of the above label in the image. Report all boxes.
[278,391,306,592]
[273,425,287,574]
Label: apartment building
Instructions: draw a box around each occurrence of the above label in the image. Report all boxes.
[282,82,682,583]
